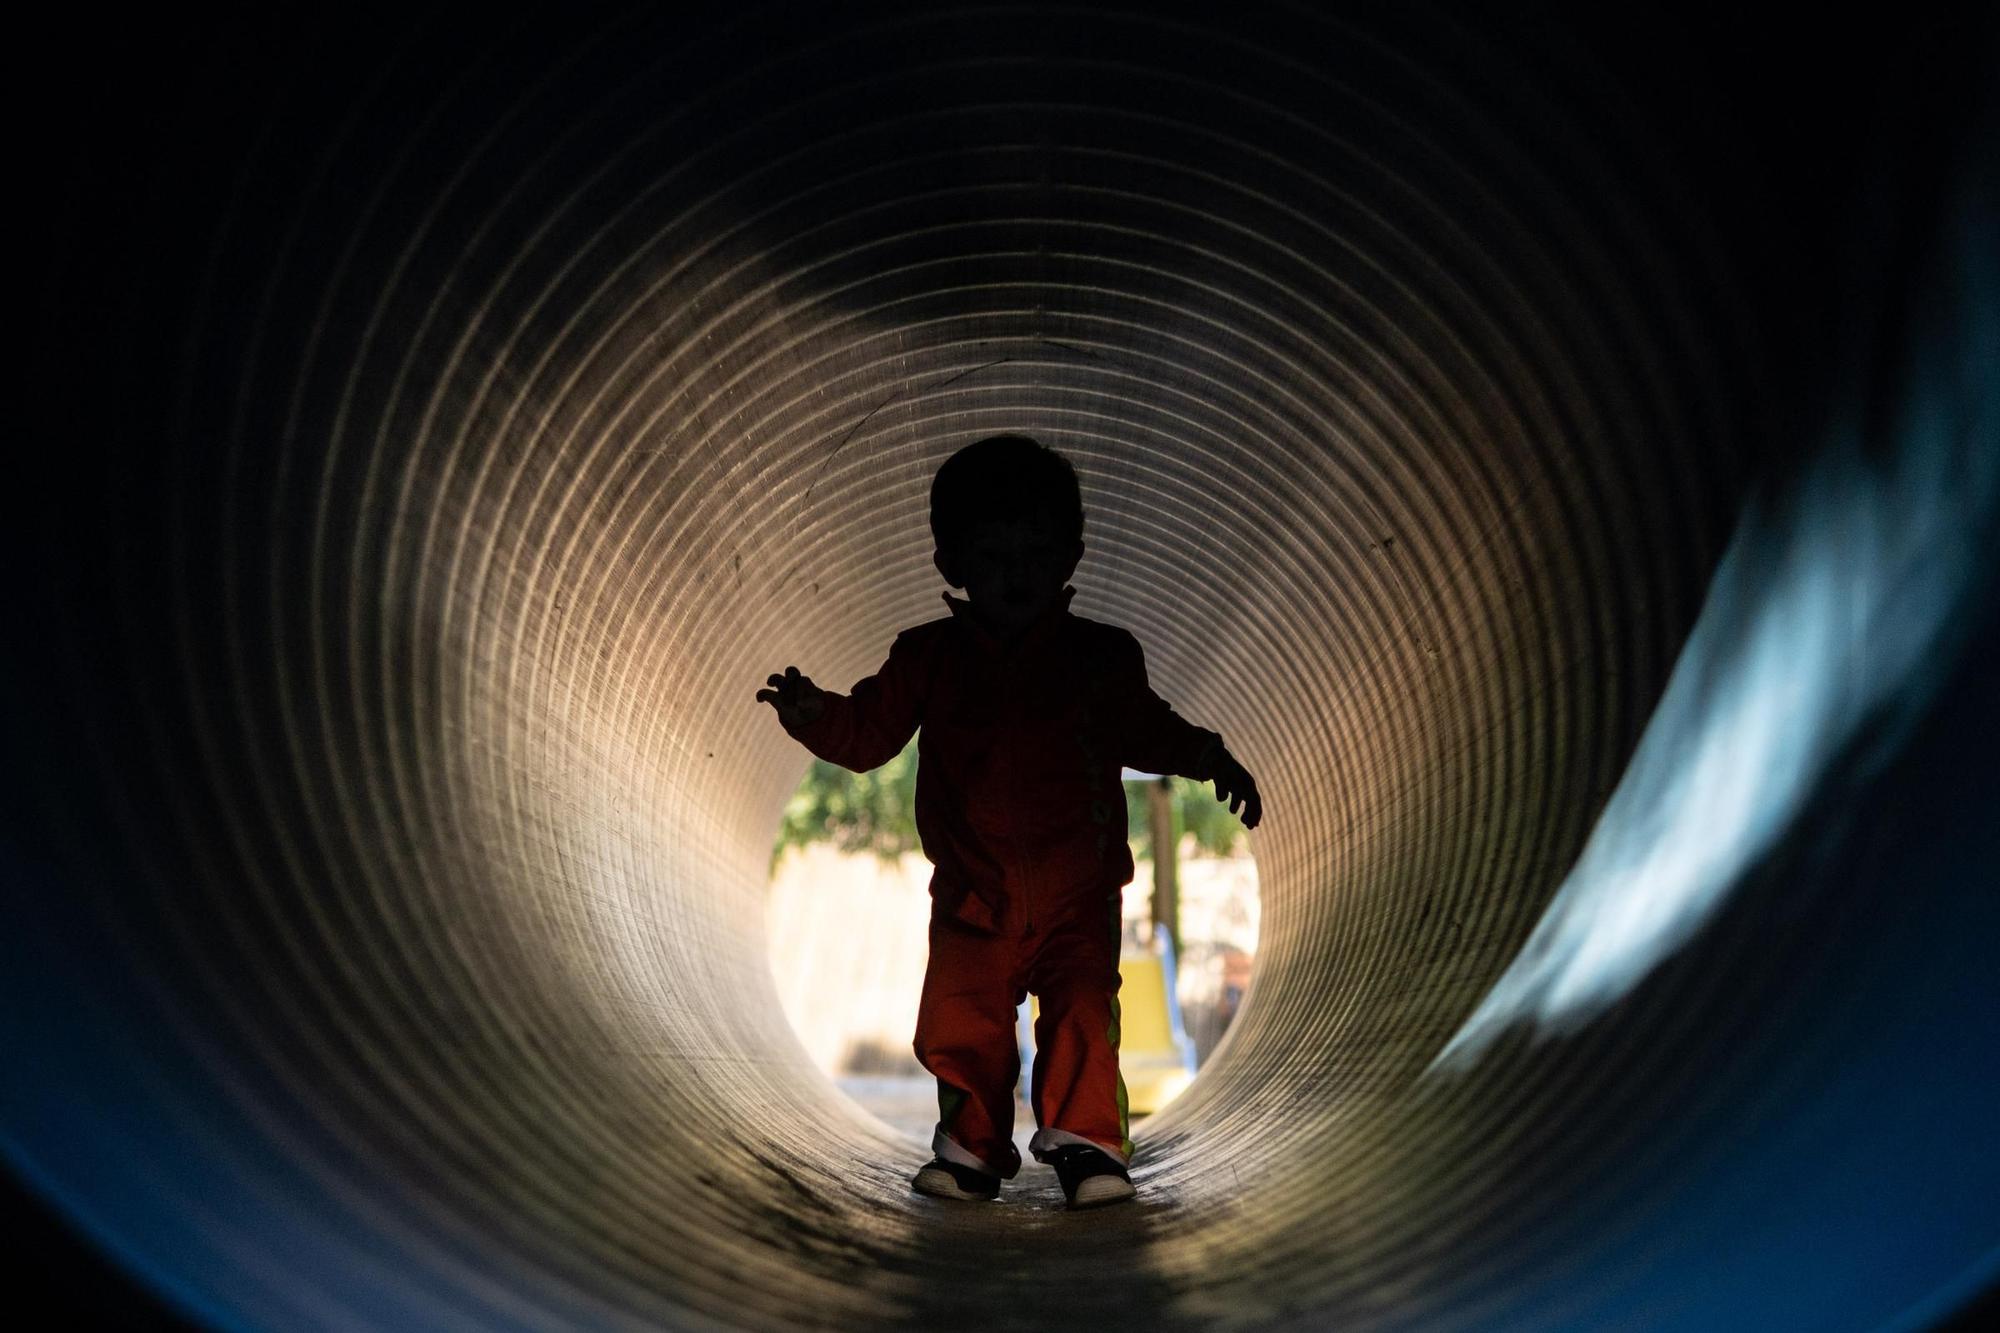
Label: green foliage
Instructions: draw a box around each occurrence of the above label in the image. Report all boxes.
[770,736,923,876]
[770,735,1245,873]
[1123,774,1247,858]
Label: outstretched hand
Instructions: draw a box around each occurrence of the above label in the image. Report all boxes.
[757,665,827,729]
[1211,749,1263,829]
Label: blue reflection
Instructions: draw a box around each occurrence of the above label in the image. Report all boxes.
[1434,164,1998,1072]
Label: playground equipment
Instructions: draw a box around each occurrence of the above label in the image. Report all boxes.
[1015,926,1201,1115]
[10,6,1995,1327]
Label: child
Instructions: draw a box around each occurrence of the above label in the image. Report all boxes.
[757,434,1264,1209]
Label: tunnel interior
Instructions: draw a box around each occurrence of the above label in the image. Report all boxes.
[9,3,1998,1328]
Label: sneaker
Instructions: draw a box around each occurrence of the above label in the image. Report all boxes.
[911,1156,1001,1202]
[1045,1144,1136,1209]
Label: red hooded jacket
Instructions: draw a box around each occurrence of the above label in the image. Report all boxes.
[783,585,1224,934]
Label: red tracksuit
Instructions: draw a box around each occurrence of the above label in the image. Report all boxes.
[783,584,1223,1176]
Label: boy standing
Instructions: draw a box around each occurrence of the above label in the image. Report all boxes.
[757,435,1263,1209]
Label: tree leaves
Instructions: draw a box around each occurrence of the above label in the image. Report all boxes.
[770,737,1245,872]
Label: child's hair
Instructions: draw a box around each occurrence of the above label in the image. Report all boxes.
[929,434,1085,556]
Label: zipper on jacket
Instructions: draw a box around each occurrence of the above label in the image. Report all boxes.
[1019,833,1033,934]
[1022,844,1032,934]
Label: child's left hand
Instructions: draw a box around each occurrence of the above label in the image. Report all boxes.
[1212,750,1263,829]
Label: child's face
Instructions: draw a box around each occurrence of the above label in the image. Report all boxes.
[945,510,1083,637]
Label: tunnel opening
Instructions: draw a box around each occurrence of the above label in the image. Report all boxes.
[766,712,1266,1138]
[8,2,1997,1329]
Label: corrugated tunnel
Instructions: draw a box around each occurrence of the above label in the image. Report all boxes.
[8,3,1997,1328]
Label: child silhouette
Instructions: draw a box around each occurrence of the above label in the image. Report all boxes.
[758,434,1263,1208]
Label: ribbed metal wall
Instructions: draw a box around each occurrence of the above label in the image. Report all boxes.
[8,4,1995,1328]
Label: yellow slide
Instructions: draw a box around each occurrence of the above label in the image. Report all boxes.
[1020,934,1198,1115]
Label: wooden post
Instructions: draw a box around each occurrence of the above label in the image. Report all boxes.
[1147,776,1178,955]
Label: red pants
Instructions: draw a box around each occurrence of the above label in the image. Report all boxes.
[913,895,1131,1178]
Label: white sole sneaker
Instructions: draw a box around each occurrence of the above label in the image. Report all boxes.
[912,1163,999,1201]
[1069,1173,1137,1208]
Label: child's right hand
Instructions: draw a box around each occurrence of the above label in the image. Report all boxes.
[756,665,828,730]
